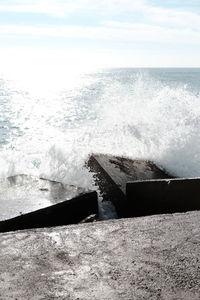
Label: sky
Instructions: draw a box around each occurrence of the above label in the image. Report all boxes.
[0,0,200,73]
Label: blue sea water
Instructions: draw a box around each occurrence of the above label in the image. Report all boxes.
[0,68,200,190]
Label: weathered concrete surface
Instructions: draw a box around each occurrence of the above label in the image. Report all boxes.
[0,175,97,232]
[127,178,200,217]
[87,154,172,217]
[0,211,200,300]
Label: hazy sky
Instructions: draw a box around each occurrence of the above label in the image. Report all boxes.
[0,0,200,71]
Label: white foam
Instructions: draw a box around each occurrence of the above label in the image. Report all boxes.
[0,70,200,188]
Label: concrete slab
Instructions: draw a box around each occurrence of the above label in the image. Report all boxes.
[0,211,200,299]
[127,177,200,217]
[0,175,97,232]
[87,154,172,217]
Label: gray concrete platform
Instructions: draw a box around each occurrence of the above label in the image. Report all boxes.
[127,177,200,217]
[0,211,200,299]
[0,175,97,232]
[87,154,172,217]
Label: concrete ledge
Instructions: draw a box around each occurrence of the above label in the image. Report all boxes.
[0,211,200,299]
[87,154,172,217]
[0,175,98,232]
[127,178,200,217]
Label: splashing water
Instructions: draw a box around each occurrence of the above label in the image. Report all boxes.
[0,68,200,189]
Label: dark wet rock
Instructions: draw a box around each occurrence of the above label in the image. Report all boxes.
[0,175,97,232]
[0,211,200,299]
[127,177,200,217]
[87,154,172,217]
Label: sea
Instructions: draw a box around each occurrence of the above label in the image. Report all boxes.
[0,68,200,205]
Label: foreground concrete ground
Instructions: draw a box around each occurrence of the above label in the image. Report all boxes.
[0,211,200,300]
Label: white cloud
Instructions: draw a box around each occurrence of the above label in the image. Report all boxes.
[0,0,199,24]
[144,5,200,29]
[0,0,200,68]
[0,0,200,39]
[1,22,200,45]
[0,0,83,17]
[0,0,146,17]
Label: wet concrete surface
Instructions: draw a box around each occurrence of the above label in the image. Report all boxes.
[0,210,200,299]
[88,154,171,193]
[87,154,173,217]
[0,175,97,232]
[127,177,200,217]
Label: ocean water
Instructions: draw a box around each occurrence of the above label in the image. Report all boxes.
[0,67,200,193]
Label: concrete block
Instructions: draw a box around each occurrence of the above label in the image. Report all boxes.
[0,175,97,232]
[127,178,200,216]
[87,154,172,217]
[0,211,200,299]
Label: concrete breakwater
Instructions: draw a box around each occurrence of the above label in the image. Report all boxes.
[1,153,200,232]
[87,154,172,217]
[88,154,200,218]
[1,154,200,299]
[0,174,98,233]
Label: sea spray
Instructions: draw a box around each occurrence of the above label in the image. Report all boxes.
[0,68,200,188]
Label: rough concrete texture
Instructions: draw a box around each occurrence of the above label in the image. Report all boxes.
[0,211,200,300]
[0,175,97,232]
[127,177,200,217]
[87,154,172,217]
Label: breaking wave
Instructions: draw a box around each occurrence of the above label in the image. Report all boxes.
[0,68,200,188]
